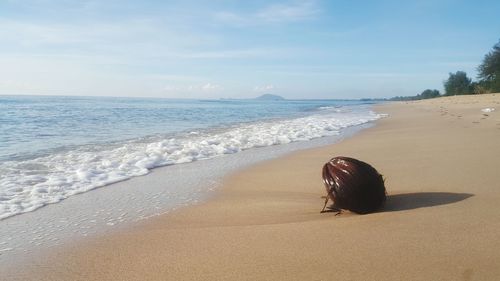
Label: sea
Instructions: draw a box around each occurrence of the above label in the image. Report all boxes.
[0,95,384,264]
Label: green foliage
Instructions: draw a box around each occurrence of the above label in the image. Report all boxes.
[390,89,440,101]
[444,71,472,96]
[477,40,500,92]
[486,78,500,92]
[478,40,500,80]
[471,81,490,95]
[419,89,440,99]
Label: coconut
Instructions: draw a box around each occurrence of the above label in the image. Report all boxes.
[321,156,386,214]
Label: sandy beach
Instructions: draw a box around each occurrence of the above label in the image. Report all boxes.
[8,94,500,280]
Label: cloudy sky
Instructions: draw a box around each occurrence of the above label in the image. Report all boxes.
[1,0,499,99]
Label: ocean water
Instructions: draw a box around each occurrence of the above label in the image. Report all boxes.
[0,95,387,264]
[0,95,383,221]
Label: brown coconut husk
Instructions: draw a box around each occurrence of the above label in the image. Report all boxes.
[321,156,386,214]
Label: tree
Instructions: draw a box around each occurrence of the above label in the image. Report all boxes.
[444,71,472,96]
[477,39,500,92]
[470,81,490,95]
[389,89,440,101]
[419,89,440,99]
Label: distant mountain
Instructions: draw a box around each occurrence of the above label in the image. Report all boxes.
[255,94,285,101]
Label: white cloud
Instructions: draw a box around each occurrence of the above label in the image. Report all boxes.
[256,0,319,22]
[163,83,223,93]
[214,0,320,26]
[0,16,295,64]
[0,79,38,91]
[149,74,204,82]
[163,85,183,92]
[254,84,275,92]
[202,83,223,91]
[1,19,105,46]
[176,48,278,59]
[0,17,214,58]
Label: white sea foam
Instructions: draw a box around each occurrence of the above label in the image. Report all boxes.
[317,106,348,113]
[0,110,383,220]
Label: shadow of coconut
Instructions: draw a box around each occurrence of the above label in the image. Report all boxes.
[383,192,474,212]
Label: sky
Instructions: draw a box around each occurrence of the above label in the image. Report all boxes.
[0,0,499,99]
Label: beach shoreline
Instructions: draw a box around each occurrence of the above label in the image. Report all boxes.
[0,108,377,268]
[6,94,500,280]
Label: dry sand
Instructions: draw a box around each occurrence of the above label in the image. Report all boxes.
[9,94,500,280]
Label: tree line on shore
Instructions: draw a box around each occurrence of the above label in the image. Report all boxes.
[390,39,500,101]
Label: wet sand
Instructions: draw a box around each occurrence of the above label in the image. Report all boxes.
[9,94,500,280]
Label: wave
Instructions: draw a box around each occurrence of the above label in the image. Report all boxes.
[0,110,383,220]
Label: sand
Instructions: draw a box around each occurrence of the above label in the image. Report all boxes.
[7,94,500,280]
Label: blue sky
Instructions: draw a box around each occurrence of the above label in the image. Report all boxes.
[0,0,499,99]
